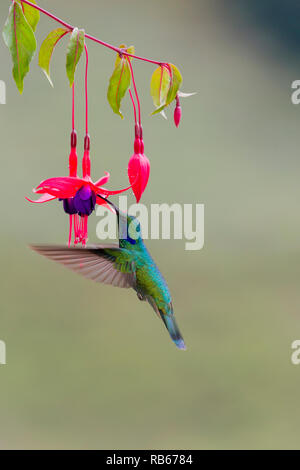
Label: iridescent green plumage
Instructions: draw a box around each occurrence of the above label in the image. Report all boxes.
[31,203,186,350]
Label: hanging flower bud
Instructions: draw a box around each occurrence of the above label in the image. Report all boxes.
[128,153,150,203]
[128,124,150,203]
[174,94,182,128]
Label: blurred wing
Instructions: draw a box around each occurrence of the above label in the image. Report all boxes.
[30,245,136,288]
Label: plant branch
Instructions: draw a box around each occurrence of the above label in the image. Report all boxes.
[17,0,164,66]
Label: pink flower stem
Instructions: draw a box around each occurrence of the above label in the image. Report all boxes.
[84,44,89,135]
[127,58,141,125]
[129,89,137,125]
[17,0,163,66]
[72,83,75,132]
[82,44,91,180]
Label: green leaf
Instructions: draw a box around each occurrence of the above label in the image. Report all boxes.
[150,65,171,108]
[151,64,183,116]
[166,63,183,104]
[107,60,131,118]
[39,28,69,86]
[151,104,167,116]
[66,27,85,87]
[2,1,37,94]
[107,45,134,118]
[19,0,40,32]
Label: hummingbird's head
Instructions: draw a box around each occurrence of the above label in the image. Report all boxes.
[116,211,142,245]
[124,214,142,244]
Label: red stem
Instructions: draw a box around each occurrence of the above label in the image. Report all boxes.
[83,44,90,179]
[72,83,75,131]
[84,44,89,135]
[17,0,163,66]
[127,58,141,125]
[128,89,137,125]
[19,0,73,30]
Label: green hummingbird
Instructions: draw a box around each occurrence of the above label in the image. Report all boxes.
[31,201,186,350]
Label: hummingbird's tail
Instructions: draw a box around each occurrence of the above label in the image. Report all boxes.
[159,304,186,351]
[146,296,186,350]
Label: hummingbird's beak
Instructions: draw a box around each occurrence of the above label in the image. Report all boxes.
[97,195,119,216]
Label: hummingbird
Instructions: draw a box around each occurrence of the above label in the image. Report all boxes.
[30,200,186,350]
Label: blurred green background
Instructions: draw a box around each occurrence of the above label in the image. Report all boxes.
[0,0,300,450]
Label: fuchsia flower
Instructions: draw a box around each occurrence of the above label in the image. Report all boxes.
[128,124,150,203]
[26,130,81,244]
[27,134,131,245]
[173,91,197,128]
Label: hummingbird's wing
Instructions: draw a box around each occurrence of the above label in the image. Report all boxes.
[30,245,136,288]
